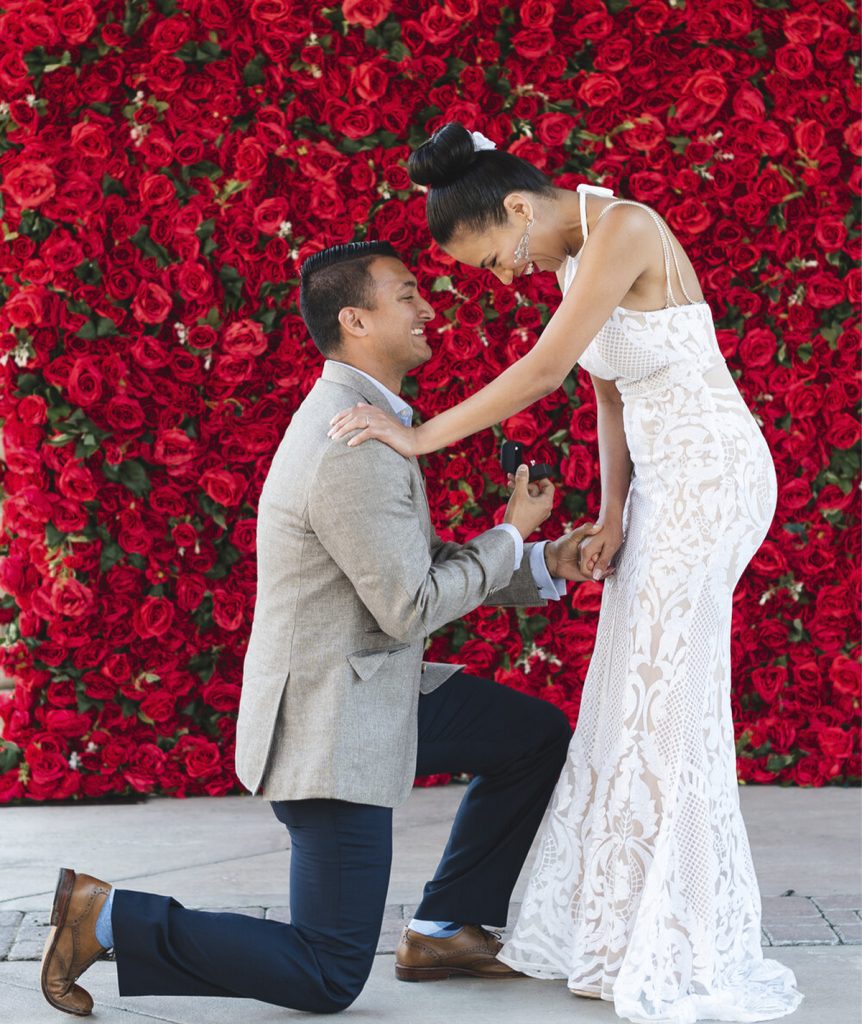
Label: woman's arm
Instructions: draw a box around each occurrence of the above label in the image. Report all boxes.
[593,375,632,528]
[577,374,632,580]
[333,204,655,456]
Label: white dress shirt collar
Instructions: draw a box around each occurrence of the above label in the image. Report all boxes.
[330,361,413,427]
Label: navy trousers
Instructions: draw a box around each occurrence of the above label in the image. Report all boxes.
[112,672,571,1012]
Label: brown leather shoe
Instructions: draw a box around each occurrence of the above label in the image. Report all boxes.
[395,924,524,981]
[40,868,112,1016]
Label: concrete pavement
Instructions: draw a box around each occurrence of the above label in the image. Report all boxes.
[1,785,860,1023]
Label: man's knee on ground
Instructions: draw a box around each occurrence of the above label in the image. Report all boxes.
[304,954,372,1013]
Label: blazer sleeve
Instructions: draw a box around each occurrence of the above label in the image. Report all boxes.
[308,439,519,642]
[430,530,545,608]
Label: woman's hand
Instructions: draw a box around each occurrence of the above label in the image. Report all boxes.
[328,402,419,458]
[578,519,624,581]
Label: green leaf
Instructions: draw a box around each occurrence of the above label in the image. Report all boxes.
[75,315,118,340]
[74,259,103,285]
[123,0,151,35]
[188,162,222,181]
[243,53,267,86]
[130,224,172,268]
[117,460,151,496]
[0,739,21,774]
[766,753,796,771]
[218,264,245,311]
[45,522,66,547]
[176,40,225,67]
[102,173,127,196]
[99,538,124,572]
[14,373,41,395]
[17,209,55,243]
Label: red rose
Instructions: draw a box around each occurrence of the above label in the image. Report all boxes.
[150,16,193,50]
[2,161,56,208]
[560,444,597,490]
[234,138,268,180]
[179,736,221,778]
[55,0,97,44]
[793,120,825,158]
[139,172,176,209]
[44,708,93,737]
[342,0,392,30]
[123,743,168,792]
[153,428,199,470]
[58,460,97,502]
[222,318,267,355]
[26,747,79,800]
[511,27,555,60]
[578,73,623,108]
[667,198,712,235]
[132,281,173,324]
[249,0,295,23]
[824,413,861,451]
[750,665,787,703]
[201,679,241,711]
[568,5,612,42]
[105,394,145,432]
[738,327,776,368]
[133,596,175,639]
[212,589,244,631]
[775,43,814,80]
[805,271,845,309]
[4,286,46,328]
[829,656,861,698]
[201,468,246,507]
[0,770,25,802]
[252,197,290,235]
[139,691,177,724]
[17,394,48,425]
[569,403,598,442]
[50,578,94,618]
[187,324,218,350]
[502,409,544,446]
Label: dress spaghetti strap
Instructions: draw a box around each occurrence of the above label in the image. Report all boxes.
[594,199,697,308]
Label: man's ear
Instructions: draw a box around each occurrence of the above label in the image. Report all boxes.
[503,192,534,223]
[337,306,367,339]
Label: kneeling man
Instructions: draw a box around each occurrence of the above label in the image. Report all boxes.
[42,241,596,1016]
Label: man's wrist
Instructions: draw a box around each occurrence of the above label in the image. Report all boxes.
[543,538,558,576]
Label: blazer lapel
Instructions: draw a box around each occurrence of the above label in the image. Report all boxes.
[321,360,403,418]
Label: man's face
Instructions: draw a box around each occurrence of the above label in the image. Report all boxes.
[357,257,436,373]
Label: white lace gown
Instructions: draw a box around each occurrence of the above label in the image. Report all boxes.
[498,193,803,1023]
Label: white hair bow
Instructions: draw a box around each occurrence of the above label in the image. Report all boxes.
[471,131,497,152]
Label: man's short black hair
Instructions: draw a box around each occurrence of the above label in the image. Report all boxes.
[299,241,400,356]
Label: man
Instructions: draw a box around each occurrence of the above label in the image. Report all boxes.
[41,241,597,1016]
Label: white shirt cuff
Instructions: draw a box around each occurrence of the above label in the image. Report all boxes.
[530,542,567,600]
[491,523,523,570]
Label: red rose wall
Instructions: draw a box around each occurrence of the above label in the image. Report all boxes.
[0,0,858,801]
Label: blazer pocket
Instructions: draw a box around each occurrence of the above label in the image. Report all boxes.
[347,644,410,681]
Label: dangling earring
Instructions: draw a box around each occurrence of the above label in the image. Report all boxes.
[513,216,534,274]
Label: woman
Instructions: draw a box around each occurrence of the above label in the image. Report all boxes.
[329,123,802,1023]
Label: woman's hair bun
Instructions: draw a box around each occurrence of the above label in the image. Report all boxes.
[408,122,478,188]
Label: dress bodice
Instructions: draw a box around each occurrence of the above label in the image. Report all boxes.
[562,192,724,386]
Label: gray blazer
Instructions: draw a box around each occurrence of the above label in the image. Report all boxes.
[235,360,545,807]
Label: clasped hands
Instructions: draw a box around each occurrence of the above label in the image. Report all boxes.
[329,402,622,584]
[504,465,619,584]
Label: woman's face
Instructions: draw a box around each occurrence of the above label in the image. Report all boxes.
[443,193,564,285]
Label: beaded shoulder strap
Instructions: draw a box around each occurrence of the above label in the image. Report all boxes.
[594,199,696,308]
